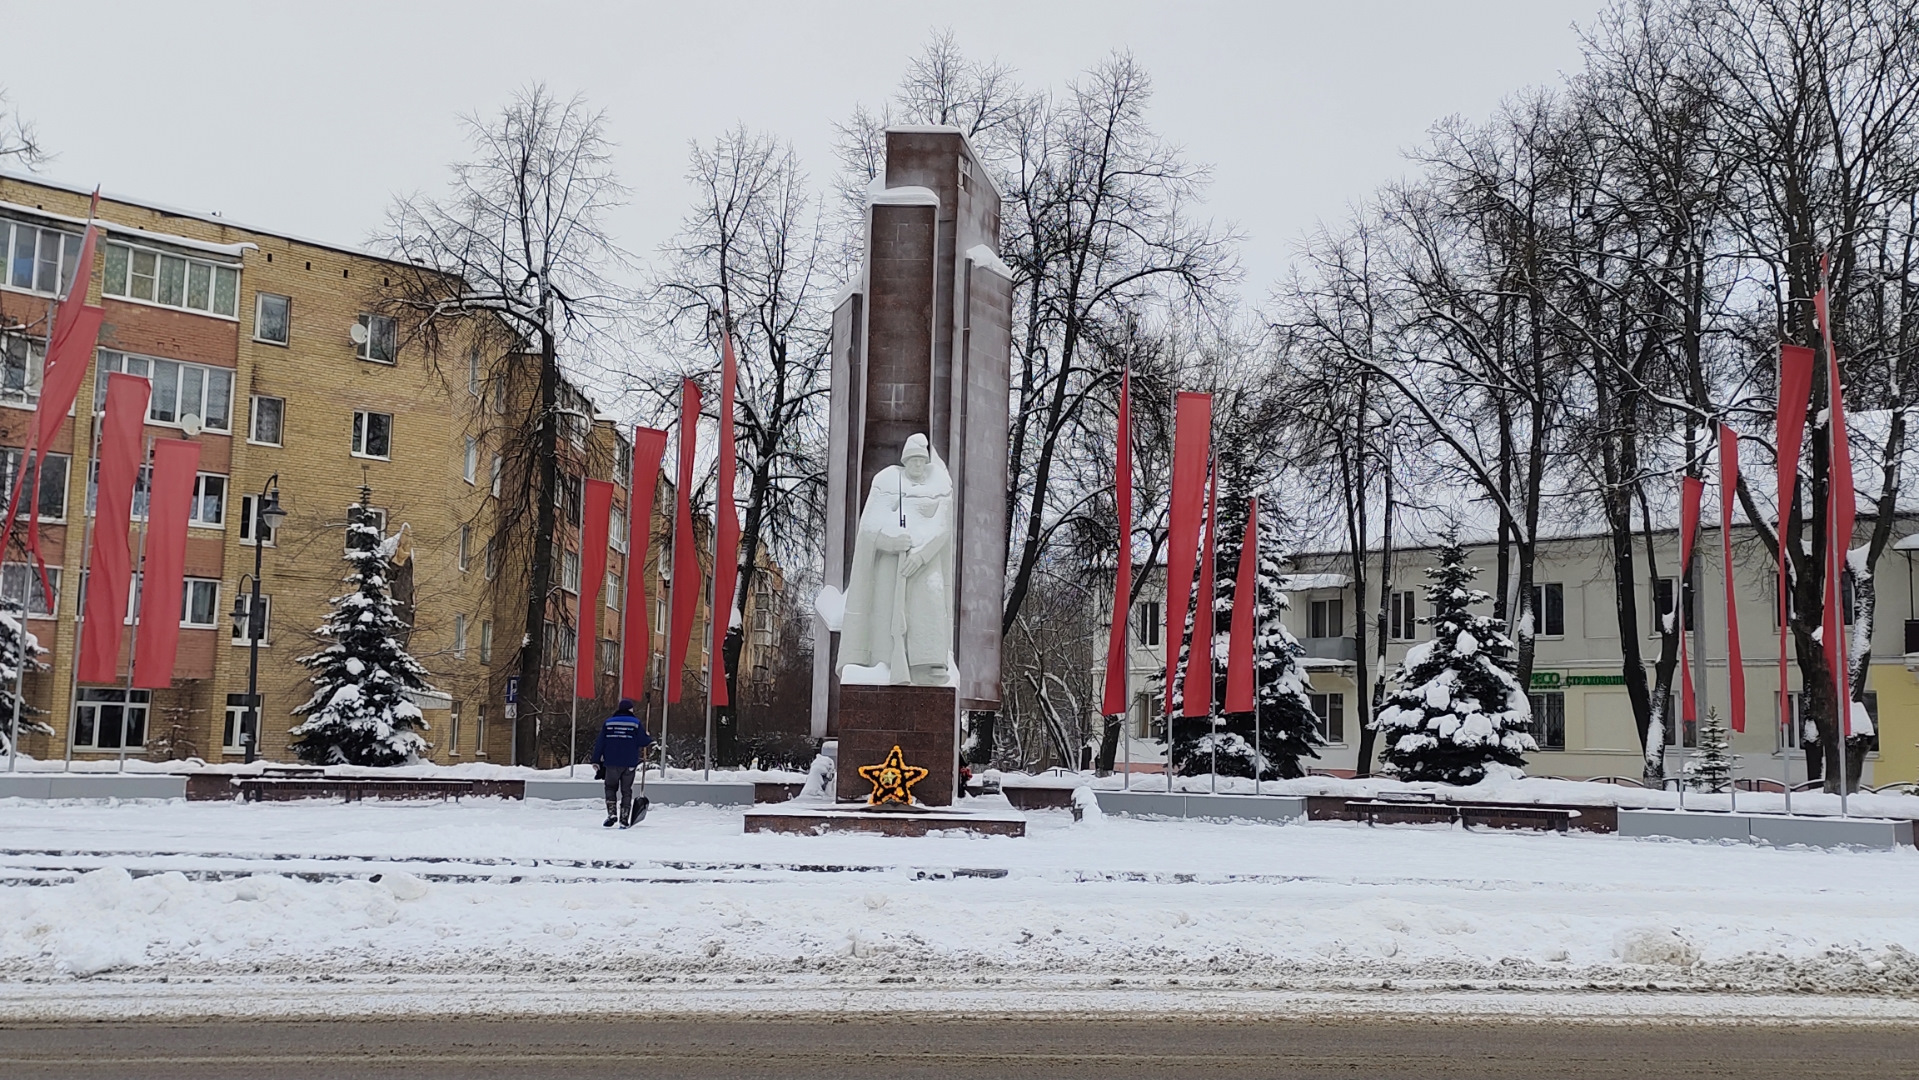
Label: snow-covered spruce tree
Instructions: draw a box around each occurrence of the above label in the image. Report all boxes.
[290,491,434,765]
[1685,709,1734,794]
[1162,495,1322,780]
[0,601,48,755]
[1374,535,1534,784]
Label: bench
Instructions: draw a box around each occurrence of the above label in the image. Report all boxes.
[1457,804,1573,834]
[1346,799,1460,827]
[236,777,476,803]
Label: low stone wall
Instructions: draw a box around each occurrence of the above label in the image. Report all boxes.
[1619,808,1915,850]
[523,778,757,806]
[1094,790,1307,823]
[1306,795,1618,834]
[0,774,188,800]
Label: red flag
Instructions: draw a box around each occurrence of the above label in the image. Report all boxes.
[78,374,150,685]
[131,438,200,689]
[666,379,701,704]
[1678,474,1703,724]
[1718,425,1746,733]
[575,478,615,699]
[1181,458,1217,719]
[1225,496,1260,714]
[1815,264,1859,737]
[710,328,740,708]
[2,191,104,568]
[1101,370,1133,717]
[1163,392,1211,715]
[620,427,668,703]
[1776,343,1815,744]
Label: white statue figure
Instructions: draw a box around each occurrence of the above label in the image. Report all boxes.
[836,433,955,686]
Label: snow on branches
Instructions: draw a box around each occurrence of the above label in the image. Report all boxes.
[0,601,48,754]
[1375,534,1535,784]
[289,491,434,766]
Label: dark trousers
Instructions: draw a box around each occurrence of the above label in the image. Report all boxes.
[603,766,636,820]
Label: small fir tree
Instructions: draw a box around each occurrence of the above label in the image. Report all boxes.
[1374,534,1535,784]
[0,600,48,755]
[1160,497,1323,779]
[290,490,434,765]
[1685,708,1735,793]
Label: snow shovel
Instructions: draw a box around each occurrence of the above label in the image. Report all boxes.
[628,747,651,826]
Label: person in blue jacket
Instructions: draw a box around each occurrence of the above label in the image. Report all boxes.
[589,699,655,828]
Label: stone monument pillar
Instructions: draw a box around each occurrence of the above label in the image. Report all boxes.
[812,127,1014,805]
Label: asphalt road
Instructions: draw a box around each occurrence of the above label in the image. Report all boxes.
[6,1016,1919,1079]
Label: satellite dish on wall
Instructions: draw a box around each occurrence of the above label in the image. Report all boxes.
[179,413,204,438]
[348,322,370,345]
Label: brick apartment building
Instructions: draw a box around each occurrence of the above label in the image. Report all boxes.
[0,170,732,768]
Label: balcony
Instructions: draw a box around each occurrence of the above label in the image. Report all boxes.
[1302,636,1358,663]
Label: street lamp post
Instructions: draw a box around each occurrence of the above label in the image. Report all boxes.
[230,476,286,764]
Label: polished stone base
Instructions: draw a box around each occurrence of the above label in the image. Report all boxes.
[835,684,957,806]
[744,796,1025,837]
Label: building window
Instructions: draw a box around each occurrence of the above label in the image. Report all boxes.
[484,534,499,580]
[231,593,270,644]
[490,455,502,497]
[607,570,621,611]
[0,331,45,408]
[610,507,627,553]
[475,703,488,758]
[1389,590,1418,641]
[655,596,667,634]
[1309,597,1343,640]
[599,638,619,675]
[238,494,278,546]
[616,435,633,482]
[1309,692,1345,743]
[4,218,83,296]
[180,577,220,628]
[464,437,478,484]
[1651,577,1697,636]
[222,693,256,755]
[254,293,291,344]
[561,474,583,526]
[353,505,387,534]
[191,474,227,527]
[354,313,397,363]
[1,449,69,522]
[1137,600,1161,647]
[86,462,153,520]
[448,703,462,757]
[458,525,472,571]
[95,351,234,431]
[351,410,392,459]
[454,613,468,660]
[467,347,481,396]
[479,619,493,664]
[0,563,59,617]
[249,396,284,446]
[102,241,240,317]
[562,549,581,594]
[1529,582,1565,638]
[1528,691,1566,749]
[72,687,151,750]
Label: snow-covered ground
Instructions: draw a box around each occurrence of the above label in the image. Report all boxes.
[3,794,1918,1021]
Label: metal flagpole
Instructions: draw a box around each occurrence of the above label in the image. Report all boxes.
[61,410,104,775]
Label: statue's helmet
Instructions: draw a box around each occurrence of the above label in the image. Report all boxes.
[902,433,931,463]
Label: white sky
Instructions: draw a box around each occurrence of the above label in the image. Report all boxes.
[11,0,1605,317]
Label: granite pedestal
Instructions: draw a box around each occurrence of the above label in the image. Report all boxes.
[835,684,956,806]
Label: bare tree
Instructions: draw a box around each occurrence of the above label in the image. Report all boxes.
[377,84,628,767]
[639,127,832,761]
[0,90,45,170]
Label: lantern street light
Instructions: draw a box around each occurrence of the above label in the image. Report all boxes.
[229,476,286,763]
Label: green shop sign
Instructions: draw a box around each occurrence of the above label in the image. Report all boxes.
[1567,674,1627,686]
[1530,672,1562,688]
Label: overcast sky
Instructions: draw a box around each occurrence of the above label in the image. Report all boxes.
[11,1,1606,308]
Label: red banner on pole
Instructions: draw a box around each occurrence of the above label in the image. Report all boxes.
[1678,474,1703,725]
[1816,270,1859,737]
[575,478,615,699]
[1163,392,1211,716]
[1718,425,1746,733]
[1775,343,1815,745]
[666,379,702,704]
[131,438,200,689]
[620,427,668,704]
[1101,370,1133,718]
[78,374,150,685]
[1225,496,1259,714]
[710,328,740,708]
[1181,457,1217,719]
